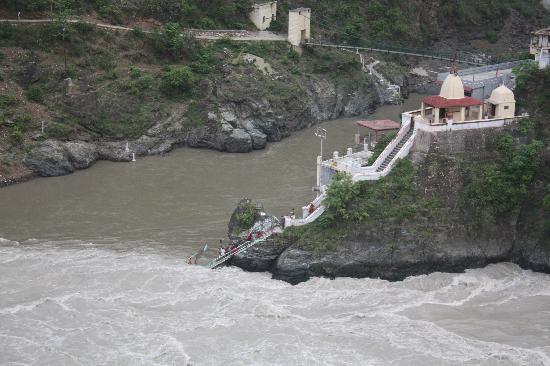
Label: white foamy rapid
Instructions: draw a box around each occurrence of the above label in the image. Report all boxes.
[1,239,550,366]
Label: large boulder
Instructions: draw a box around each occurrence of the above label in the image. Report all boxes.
[227,198,282,241]
[97,142,133,161]
[65,142,98,169]
[224,128,252,153]
[23,140,75,177]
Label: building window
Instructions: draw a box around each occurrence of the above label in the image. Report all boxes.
[263,16,266,23]
[504,106,509,110]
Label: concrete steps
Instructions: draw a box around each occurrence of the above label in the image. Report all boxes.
[376,129,414,172]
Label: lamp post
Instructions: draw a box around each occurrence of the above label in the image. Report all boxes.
[314,126,327,159]
[314,126,327,192]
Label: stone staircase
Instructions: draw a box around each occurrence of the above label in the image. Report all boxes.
[376,128,415,172]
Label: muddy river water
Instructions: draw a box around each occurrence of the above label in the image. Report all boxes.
[1,94,550,365]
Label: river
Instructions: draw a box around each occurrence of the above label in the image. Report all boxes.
[1,94,550,365]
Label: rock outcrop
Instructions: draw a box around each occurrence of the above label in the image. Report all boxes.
[229,127,550,284]
[23,140,101,176]
[20,72,377,180]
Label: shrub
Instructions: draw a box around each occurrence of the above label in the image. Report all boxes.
[486,30,498,44]
[11,126,24,144]
[0,23,16,40]
[465,138,544,219]
[14,114,32,130]
[161,66,194,95]
[45,122,72,140]
[98,5,123,24]
[94,53,116,71]
[154,23,196,59]
[323,172,359,224]
[26,86,45,103]
[0,94,18,108]
[129,66,142,79]
[132,27,145,38]
[237,203,256,229]
[268,18,284,32]
[123,73,154,95]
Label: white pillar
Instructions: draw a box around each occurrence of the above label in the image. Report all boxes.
[421,102,425,118]
[434,108,440,124]
[460,107,465,122]
[316,155,322,188]
[478,105,483,120]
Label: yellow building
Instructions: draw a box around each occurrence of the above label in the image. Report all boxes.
[485,85,516,119]
[288,8,311,46]
[249,2,277,31]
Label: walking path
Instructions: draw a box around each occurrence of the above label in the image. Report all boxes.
[359,54,401,104]
[0,18,286,42]
[285,115,417,227]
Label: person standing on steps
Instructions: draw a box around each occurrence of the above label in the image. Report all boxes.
[308,203,316,216]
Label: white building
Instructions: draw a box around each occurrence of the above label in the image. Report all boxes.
[249,2,277,31]
[530,27,550,69]
[288,8,311,46]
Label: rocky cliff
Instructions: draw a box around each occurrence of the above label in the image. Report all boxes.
[0,29,378,185]
[230,126,550,284]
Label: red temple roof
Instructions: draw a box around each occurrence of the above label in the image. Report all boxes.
[422,95,482,108]
[356,120,401,131]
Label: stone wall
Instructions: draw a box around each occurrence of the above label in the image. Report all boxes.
[249,2,277,30]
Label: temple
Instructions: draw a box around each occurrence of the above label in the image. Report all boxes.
[411,72,518,131]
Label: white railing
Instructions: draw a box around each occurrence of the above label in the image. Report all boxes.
[354,128,417,181]
[207,229,275,269]
[416,115,527,132]
[285,191,327,228]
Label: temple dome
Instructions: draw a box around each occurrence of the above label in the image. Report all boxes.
[439,74,465,100]
[488,85,515,104]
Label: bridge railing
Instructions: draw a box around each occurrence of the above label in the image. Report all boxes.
[306,38,531,66]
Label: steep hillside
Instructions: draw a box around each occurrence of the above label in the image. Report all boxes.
[2,0,549,51]
[0,21,376,184]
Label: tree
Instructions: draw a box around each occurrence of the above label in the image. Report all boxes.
[51,0,73,76]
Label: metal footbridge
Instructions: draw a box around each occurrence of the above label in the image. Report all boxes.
[206,231,272,269]
[304,41,513,66]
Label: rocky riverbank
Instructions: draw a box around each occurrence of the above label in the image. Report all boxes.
[1,31,387,185]
[13,72,377,179]
[229,126,550,284]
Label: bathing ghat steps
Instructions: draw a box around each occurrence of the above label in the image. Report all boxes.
[376,128,415,172]
[206,233,270,269]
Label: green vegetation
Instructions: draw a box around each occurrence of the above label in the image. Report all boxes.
[283,159,444,252]
[322,159,443,227]
[367,132,396,165]
[26,86,45,103]
[237,202,256,229]
[160,66,195,96]
[464,134,544,222]
[0,94,18,108]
